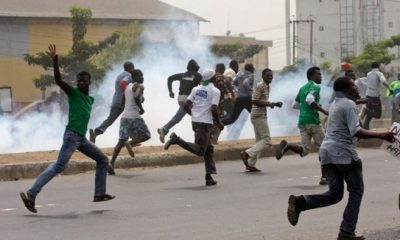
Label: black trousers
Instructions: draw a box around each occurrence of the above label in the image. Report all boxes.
[176,122,216,174]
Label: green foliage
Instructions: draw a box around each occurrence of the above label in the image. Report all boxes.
[70,6,92,50]
[345,34,400,75]
[92,22,143,69]
[320,61,332,75]
[24,6,128,96]
[279,58,307,75]
[211,42,263,63]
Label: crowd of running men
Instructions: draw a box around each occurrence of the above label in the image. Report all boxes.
[20,44,398,240]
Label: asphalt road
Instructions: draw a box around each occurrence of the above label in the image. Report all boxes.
[0,148,399,240]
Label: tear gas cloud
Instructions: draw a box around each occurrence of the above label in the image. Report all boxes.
[0,22,333,153]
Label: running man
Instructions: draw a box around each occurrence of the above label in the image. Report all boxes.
[108,69,150,175]
[90,61,135,143]
[286,76,395,240]
[275,66,329,185]
[164,69,223,186]
[20,45,114,213]
[240,68,282,172]
[157,59,202,143]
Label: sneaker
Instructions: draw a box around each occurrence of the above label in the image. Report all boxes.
[240,151,250,168]
[124,141,135,157]
[246,166,261,172]
[20,192,37,213]
[206,179,218,186]
[276,140,288,160]
[157,128,166,143]
[93,194,115,202]
[164,132,179,150]
[337,230,365,240]
[319,177,328,185]
[89,129,96,143]
[287,195,302,226]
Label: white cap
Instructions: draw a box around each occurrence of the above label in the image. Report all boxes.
[202,69,215,81]
[224,68,236,79]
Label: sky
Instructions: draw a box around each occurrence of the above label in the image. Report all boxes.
[161,0,296,70]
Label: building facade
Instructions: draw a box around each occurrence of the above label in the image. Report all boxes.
[295,0,400,68]
[0,0,205,105]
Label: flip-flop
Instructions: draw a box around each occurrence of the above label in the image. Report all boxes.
[93,194,116,202]
[20,192,37,213]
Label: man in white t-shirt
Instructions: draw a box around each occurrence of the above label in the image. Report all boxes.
[164,69,223,186]
[108,69,150,175]
[363,62,391,129]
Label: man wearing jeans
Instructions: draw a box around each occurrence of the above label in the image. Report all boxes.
[286,77,394,240]
[20,45,114,213]
[164,69,223,186]
[157,59,202,143]
[90,61,134,143]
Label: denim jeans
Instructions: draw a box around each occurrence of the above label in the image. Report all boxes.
[176,122,216,174]
[95,106,124,134]
[304,160,364,234]
[162,97,187,134]
[28,129,109,198]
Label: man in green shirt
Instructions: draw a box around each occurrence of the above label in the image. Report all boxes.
[20,45,115,213]
[275,66,329,185]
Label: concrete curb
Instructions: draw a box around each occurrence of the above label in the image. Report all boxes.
[0,138,384,181]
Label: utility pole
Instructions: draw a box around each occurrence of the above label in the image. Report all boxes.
[285,0,291,66]
[289,19,315,65]
[309,19,314,63]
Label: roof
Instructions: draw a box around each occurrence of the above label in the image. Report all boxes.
[210,36,273,47]
[0,0,207,22]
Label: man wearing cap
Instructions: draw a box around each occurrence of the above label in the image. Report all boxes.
[164,69,223,186]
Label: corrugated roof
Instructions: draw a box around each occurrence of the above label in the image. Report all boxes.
[0,0,206,21]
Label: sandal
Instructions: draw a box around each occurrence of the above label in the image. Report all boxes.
[20,192,37,213]
[93,194,115,202]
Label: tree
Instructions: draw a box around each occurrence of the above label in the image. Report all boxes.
[24,6,120,98]
[211,42,264,63]
[344,34,400,76]
[91,22,143,70]
[279,58,308,76]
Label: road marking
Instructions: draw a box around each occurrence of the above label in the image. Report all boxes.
[1,208,17,212]
[47,204,57,206]
[186,204,192,208]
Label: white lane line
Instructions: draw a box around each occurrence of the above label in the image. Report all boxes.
[47,204,57,207]
[1,208,18,212]
[287,178,294,181]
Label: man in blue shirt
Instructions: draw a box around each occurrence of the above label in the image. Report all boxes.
[286,76,395,240]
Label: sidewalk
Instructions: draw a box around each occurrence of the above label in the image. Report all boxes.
[0,119,391,181]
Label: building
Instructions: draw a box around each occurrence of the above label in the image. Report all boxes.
[210,36,273,70]
[294,0,400,69]
[0,0,205,106]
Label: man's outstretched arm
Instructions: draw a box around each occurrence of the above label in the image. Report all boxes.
[46,44,71,94]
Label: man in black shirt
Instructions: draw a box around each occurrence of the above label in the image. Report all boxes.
[157,59,202,143]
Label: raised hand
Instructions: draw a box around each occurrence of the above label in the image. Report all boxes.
[45,44,57,59]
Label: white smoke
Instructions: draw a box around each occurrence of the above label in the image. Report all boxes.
[0,21,334,153]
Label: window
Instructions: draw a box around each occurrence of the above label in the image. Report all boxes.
[320,52,325,58]
[319,26,324,31]
[388,22,393,28]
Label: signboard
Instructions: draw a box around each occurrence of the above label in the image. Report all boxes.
[382,122,400,158]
